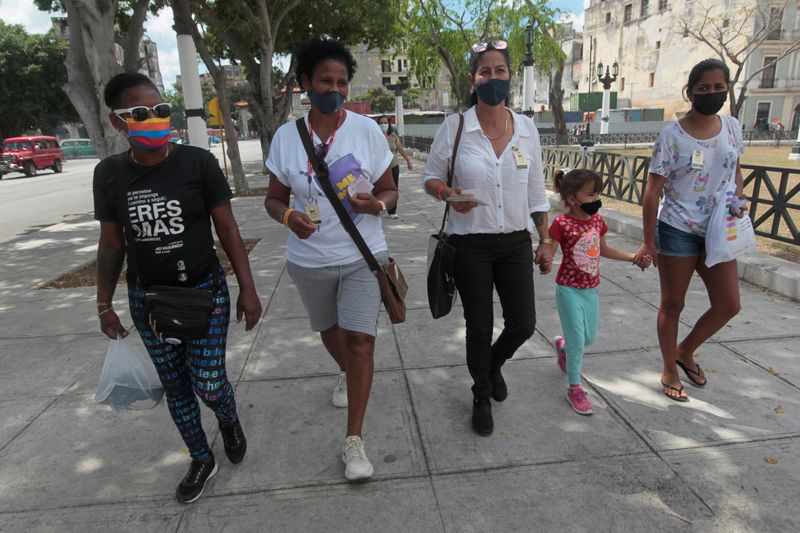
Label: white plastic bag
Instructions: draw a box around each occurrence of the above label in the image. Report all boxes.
[704,186,756,268]
[95,337,164,411]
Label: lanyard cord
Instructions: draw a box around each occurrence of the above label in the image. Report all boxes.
[306,109,344,179]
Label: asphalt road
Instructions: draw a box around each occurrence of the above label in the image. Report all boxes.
[0,139,266,245]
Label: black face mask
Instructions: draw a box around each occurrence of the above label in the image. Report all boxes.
[309,90,346,115]
[580,199,602,216]
[475,79,510,106]
[692,91,727,116]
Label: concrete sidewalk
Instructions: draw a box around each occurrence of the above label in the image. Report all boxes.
[0,162,798,532]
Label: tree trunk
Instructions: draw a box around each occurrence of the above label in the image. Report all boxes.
[549,59,568,145]
[62,0,130,160]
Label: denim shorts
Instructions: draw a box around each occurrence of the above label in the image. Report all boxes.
[655,220,705,257]
[286,251,388,336]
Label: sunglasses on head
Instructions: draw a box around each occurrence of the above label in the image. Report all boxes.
[114,103,172,122]
[470,40,508,54]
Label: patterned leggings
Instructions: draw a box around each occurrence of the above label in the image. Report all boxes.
[128,268,238,462]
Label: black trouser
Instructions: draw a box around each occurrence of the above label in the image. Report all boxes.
[453,231,536,399]
[387,165,400,215]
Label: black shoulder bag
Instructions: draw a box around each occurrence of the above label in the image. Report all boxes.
[295,118,408,324]
[426,114,464,319]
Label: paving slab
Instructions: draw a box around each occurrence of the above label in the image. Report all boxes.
[585,345,800,451]
[240,314,401,381]
[0,334,106,402]
[722,337,800,389]
[0,396,55,451]
[0,393,192,512]
[662,437,800,532]
[406,359,650,473]
[0,502,184,533]
[0,288,101,338]
[210,372,426,493]
[636,284,800,342]
[179,478,443,533]
[432,455,707,533]
[394,307,553,370]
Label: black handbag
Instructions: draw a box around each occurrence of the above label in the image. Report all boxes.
[427,114,464,319]
[142,285,214,345]
[295,118,408,324]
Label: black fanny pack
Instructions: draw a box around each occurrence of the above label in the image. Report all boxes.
[142,285,214,345]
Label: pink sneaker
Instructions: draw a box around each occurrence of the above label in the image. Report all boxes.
[566,386,594,415]
[552,336,567,373]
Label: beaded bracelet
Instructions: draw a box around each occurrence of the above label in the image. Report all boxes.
[98,308,114,317]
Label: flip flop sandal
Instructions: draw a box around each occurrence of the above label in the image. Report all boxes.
[661,380,689,402]
[676,360,707,387]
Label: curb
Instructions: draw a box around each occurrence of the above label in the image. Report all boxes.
[546,193,800,301]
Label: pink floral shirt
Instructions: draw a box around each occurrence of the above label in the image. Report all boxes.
[549,213,608,289]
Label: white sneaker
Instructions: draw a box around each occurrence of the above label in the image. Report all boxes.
[332,372,348,407]
[387,214,399,219]
[342,435,373,481]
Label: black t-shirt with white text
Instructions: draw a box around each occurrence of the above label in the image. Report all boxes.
[93,145,232,287]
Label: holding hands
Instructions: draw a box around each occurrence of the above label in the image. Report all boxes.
[634,242,657,270]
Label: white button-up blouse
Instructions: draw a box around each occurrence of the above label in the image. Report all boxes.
[421,106,550,235]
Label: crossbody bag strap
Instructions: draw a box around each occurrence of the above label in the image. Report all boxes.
[295,118,382,273]
[437,113,465,234]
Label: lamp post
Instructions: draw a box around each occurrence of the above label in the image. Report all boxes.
[383,81,408,137]
[596,60,619,135]
[522,23,535,118]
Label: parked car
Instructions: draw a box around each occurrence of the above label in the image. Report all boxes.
[60,138,97,159]
[0,136,65,178]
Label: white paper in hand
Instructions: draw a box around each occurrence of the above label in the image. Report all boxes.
[347,176,374,197]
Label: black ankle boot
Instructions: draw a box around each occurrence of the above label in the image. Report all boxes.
[219,420,247,464]
[490,367,508,402]
[472,397,493,436]
[176,454,217,504]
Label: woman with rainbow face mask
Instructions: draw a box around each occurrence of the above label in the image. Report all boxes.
[92,72,262,504]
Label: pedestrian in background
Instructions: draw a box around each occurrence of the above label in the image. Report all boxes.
[376,115,413,219]
[93,72,262,504]
[264,37,397,481]
[421,39,552,436]
[634,59,747,401]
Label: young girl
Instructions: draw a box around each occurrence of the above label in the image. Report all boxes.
[548,169,652,415]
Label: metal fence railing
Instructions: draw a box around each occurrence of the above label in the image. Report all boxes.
[541,147,800,246]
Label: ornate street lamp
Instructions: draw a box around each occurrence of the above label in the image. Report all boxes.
[522,23,535,118]
[383,80,409,137]
[596,60,619,134]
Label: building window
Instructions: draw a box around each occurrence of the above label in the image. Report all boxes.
[382,76,391,86]
[397,59,403,72]
[761,56,777,88]
[641,0,649,17]
[755,102,771,130]
[722,18,729,28]
[606,12,611,23]
[656,40,661,49]
[620,77,625,91]
[683,27,689,37]
[649,72,654,87]
[381,60,391,73]
[658,0,667,12]
[768,7,783,40]
[403,59,408,70]
[623,4,632,23]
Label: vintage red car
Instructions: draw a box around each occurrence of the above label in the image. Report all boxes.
[0,135,65,178]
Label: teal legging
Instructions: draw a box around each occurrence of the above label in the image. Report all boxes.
[555,285,599,385]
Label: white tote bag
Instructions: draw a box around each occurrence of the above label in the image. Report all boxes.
[95,337,164,411]
[704,185,756,267]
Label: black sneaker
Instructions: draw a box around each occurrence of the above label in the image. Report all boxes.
[176,455,217,504]
[490,367,508,402]
[219,420,247,464]
[472,397,493,436]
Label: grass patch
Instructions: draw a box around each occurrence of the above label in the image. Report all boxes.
[40,239,261,289]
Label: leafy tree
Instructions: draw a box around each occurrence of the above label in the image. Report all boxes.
[354,87,395,113]
[403,87,421,109]
[0,22,77,139]
[34,0,166,159]
[190,0,402,160]
[678,0,800,118]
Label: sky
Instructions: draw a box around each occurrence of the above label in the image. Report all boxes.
[0,0,587,90]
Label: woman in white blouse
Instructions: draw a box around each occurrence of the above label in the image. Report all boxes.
[421,40,553,436]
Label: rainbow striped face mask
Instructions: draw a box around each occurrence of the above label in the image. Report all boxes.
[125,117,171,152]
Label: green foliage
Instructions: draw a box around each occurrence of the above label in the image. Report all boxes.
[400,0,566,108]
[354,87,395,113]
[403,87,421,108]
[0,22,77,139]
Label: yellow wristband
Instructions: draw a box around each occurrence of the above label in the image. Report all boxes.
[540,238,553,244]
[282,208,294,227]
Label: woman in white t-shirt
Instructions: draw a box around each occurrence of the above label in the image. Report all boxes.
[264,37,397,481]
[634,59,748,402]
[421,40,552,436]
